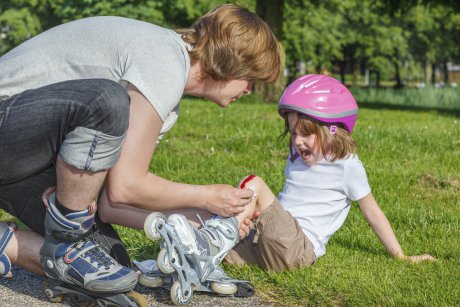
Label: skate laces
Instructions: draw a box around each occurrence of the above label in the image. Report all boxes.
[75,239,115,269]
[83,248,114,270]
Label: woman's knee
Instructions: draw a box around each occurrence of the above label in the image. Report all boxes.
[58,80,130,171]
[88,79,130,137]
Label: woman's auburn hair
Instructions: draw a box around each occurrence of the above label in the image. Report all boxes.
[283,113,357,162]
[176,4,280,83]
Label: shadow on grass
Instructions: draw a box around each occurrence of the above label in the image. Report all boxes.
[359,101,460,117]
[330,236,385,257]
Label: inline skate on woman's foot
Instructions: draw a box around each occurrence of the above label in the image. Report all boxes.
[40,187,146,306]
[142,212,253,305]
[0,222,16,278]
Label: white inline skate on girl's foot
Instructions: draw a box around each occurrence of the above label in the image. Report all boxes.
[142,213,254,305]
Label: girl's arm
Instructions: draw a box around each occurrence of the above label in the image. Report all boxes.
[358,193,435,263]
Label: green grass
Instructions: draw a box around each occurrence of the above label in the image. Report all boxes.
[1,97,459,305]
[350,86,460,111]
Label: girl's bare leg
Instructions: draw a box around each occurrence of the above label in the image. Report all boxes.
[98,175,275,238]
[234,175,276,231]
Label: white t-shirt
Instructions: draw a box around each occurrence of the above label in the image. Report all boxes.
[278,153,371,258]
[0,16,191,141]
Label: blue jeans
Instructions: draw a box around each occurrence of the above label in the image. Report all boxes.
[0,79,131,266]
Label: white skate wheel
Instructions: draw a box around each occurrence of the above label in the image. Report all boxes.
[138,274,164,288]
[144,212,166,240]
[45,288,64,303]
[157,249,176,274]
[211,281,238,295]
[171,280,192,305]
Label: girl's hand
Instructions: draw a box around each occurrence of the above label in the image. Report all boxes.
[239,211,261,239]
[240,211,261,240]
[401,254,436,263]
[239,217,253,239]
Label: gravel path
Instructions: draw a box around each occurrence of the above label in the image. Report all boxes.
[0,267,273,306]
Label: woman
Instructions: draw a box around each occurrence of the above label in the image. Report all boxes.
[0,3,280,297]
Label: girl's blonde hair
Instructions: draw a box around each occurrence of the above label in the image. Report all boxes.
[176,4,280,83]
[283,113,357,162]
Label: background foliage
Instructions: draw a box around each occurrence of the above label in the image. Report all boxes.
[1,0,459,90]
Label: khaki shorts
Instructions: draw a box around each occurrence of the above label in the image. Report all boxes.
[225,198,316,272]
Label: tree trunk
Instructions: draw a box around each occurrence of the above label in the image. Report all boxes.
[255,0,286,103]
[364,68,369,87]
[423,59,429,85]
[431,62,436,85]
[393,48,403,88]
[256,0,284,40]
[443,61,449,84]
[394,61,403,88]
[375,71,381,88]
[352,62,359,87]
[339,61,346,84]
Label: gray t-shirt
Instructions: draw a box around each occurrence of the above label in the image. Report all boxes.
[0,16,191,139]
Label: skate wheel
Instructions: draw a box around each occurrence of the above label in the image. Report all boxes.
[125,291,148,307]
[211,281,238,295]
[144,212,166,240]
[157,248,176,274]
[171,280,192,305]
[71,294,91,306]
[45,288,65,303]
[138,273,164,288]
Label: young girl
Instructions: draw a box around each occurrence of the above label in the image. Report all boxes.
[144,74,435,279]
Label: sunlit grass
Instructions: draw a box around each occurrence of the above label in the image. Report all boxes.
[1,96,459,305]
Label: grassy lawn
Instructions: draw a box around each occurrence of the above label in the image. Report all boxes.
[1,95,459,305]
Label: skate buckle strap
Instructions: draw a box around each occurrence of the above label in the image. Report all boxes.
[52,224,95,243]
[0,222,16,277]
[42,186,97,231]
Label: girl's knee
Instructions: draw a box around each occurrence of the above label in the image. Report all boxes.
[239,175,274,207]
[239,174,264,189]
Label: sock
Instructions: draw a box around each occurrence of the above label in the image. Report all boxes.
[55,197,80,216]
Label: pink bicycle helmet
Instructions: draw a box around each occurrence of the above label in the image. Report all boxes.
[278,74,358,132]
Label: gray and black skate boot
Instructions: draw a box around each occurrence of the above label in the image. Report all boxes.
[0,222,16,278]
[40,188,138,293]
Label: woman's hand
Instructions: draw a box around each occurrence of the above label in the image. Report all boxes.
[205,184,254,217]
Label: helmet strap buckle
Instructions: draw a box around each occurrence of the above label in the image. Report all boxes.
[329,125,337,135]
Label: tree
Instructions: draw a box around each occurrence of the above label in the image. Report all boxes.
[406,3,460,85]
[0,1,44,55]
[255,0,286,102]
[284,0,343,82]
[48,0,164,24]
[2,0,459,89]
